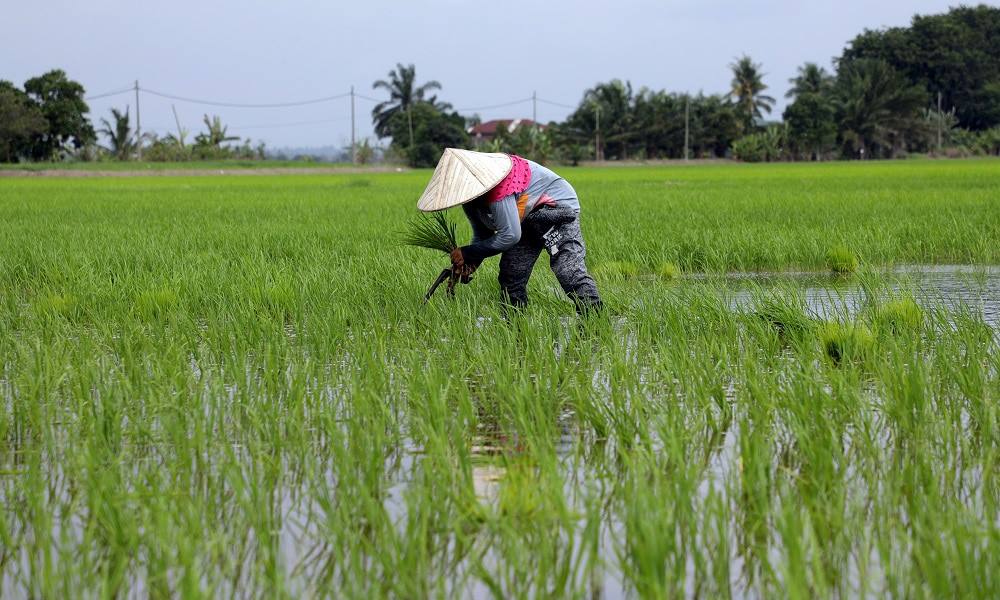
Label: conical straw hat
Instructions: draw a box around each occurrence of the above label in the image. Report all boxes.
[416,148,513,212]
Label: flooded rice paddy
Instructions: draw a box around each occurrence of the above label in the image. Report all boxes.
[2,162,999,597]
[3,265,997,598]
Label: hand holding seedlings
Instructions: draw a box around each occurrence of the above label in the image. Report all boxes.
[402,211,474,302]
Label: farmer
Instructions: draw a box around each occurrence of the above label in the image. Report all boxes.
[417,148,602,312]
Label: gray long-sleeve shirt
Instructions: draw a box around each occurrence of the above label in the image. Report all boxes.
[461,159,579,263]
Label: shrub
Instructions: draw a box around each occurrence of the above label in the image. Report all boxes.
[732,125,788,163]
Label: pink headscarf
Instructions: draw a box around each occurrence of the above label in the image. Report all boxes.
[485,154,531,202]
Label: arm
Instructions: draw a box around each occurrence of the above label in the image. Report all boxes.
[462,202,494,244]
[460,195,522,265]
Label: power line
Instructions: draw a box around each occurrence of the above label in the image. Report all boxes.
[85,86,134,101]
[536,97,575,109]
[456,97,532,112]
[89,84,574,114]
[144,117,351,132]
[140,87,352,108]
[228,117,351,131]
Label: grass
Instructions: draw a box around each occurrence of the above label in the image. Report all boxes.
[0,159,998,597]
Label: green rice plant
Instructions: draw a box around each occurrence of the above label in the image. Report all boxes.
[33,292,82,321]
[657,261,681,281]
[752,291,816,342]
[401,211,458,254]
[826,245,859,274]
[592,261,639,280]
[818,321,875,365]
[133,288,179,320]
[868,296,924,335]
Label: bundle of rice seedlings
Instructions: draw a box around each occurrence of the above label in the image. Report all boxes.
[754,293,815,341]
[819,321,874,365]
[826,245,859,274]
[868,296,923,335]
[402,212,458,254]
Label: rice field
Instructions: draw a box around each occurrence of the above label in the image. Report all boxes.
[1,159,998,598]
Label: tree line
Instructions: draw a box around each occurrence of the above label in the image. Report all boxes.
[1,5,997,165]
[0,72,264,163]
[374,4,1000,166]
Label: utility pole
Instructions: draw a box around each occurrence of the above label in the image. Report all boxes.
[171,104,183,146]
[595,105,601,162]
[531,90,537,156]
[134,80,142,160]
[350,86,356,164]
[936,92,942,153]
[407,105,414,151]
[684,94,690,161]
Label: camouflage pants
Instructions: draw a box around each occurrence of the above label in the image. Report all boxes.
[498,216,602,312]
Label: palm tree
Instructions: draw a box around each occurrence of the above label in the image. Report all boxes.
[835,59,927,158]
[195,115,240,148]
[564,80,634,160]
[371,63,442,147]
[727,56,775,132]
[786,63,834,99]
[98,107,135,160]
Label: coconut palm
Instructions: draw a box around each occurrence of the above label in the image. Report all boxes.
[98,107,135,160]
[727,56,775,132]
[564,80,635,160]
[786,63,835,99]
[835,59,927,158]
[371,63,442,147]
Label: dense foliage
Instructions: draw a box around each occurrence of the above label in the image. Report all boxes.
[840,4,1000,131]
[0,71,94,162]
[386,102,469,168]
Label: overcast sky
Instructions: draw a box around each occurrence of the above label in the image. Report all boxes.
[4,0,976,150]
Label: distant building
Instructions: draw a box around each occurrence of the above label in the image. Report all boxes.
[468,119,546,146]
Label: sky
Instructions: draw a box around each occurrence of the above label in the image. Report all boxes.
[3,0,976,151]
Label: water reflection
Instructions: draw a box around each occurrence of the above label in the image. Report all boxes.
[725,264,1000,326]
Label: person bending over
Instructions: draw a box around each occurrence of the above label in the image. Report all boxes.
[416,149,602,312]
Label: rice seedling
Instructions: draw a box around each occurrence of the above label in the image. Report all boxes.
[826,245,859,274]
[868,295,924,335]
[592,261,640,280]
[751,289,816,342]
[401,211,459,254]
[818,321,875,364]
[657,261,681,281]
[1,158,999,597]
